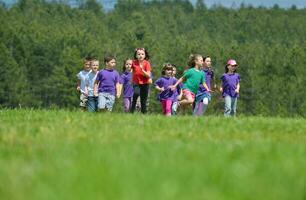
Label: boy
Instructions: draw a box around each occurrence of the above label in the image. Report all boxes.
[76,58,91,111]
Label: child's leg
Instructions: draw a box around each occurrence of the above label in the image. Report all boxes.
[231,97,238,116]
[131,85,140,113]
[87,96,96,112]
[202,97,209,115]
[105,94,115,112]
[171,101,178,115]
[165,100,172,116]
[161,100,167,115]
[179,90,195,106]
[80,93,87,111]
[123,97,130,112]
[139,84,149,114]
[224,96,232,117]
[193,101,204,116]
[98,93,107,111]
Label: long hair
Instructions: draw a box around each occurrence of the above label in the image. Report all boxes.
[122,58,132,73]
[187,54,202,68]
[133,47,150,60]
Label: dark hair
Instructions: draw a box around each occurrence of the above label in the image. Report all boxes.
[203,55,211,62]
[187,54,203,68]
[122,58,132,72]
[161,63,173,75]
[104,54,116,64]
[134,47,150,60]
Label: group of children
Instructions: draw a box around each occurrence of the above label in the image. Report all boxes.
[76,48,240,117]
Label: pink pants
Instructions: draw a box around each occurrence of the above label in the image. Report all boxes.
[161,100,173,116]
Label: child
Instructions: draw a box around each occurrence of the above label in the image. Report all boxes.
[170,54,210,111]
[94,55,121,112]
[154,63,178,116]
[220,59,240,117]
[76,58,91,111]
[84,59,99,112]
[193,56,215,116]
[121,58,134,112]
[171,66,182,115]
[130,47,152,114]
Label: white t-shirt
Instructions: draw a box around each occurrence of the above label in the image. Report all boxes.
[77,70,91,93]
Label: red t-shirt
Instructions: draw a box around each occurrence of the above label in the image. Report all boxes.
[132,60,151,84]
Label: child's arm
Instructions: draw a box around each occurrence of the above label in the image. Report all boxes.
[219,81,223,93]
[139,63,151,78]
[93,80,99,97]
[202,82,211,92]
[77,80,81,91]
[155,85,165,92]
[235,83,240,94]
[169,77,184,91]
[116,83,121,98]
[178,88,183,100]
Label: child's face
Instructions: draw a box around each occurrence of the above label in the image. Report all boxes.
[165,69,172,77]
[136,50,146,61]
[91,61,99,73]
[195,56,204,67]
[106,59,116,69]
[84,61,91,71]
[227,64,237,72]
[125,60,132,71]
[172,68,177,76]
[204,57,212,68]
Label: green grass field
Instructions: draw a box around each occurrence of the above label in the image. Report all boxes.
[0,110,305,200]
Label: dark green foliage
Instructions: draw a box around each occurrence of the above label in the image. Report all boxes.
[0,0,306,116]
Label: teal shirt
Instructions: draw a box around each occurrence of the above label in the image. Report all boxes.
[182,68,206,94]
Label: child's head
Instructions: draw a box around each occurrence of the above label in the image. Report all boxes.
[122,58,133,72]
[91,59,99,73]
[161,63,173,77]
[83,57,92,71]
[134,47,150,61]
[225,59,238,73]
[172,65,177,77]
[203,56,212,68]
[187,54,203,68]
[104,55,116,69]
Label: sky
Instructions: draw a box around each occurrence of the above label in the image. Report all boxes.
[2,0,306,10]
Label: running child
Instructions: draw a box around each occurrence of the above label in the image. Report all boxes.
[130,47,152,114]
[170,54,210,111]
[220,59,240,117]
[76,57,91,111]
[94,55,121,112]
[84,59,99,112]
[193,56,215,116]
[171,65,182,115]
[154,63,178,116]
[121,58,134,112]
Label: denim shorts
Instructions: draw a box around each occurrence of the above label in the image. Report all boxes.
[98,92,115,111]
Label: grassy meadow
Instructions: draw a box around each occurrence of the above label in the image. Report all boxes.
[0,109,305,200]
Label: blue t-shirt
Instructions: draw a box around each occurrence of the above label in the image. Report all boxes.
[85,71,98,97]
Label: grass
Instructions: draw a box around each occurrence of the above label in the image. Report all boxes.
[0,109,306,200]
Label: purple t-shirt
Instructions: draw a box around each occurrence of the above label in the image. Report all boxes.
[197,69,214,95]
[96,69,120,96]
[121,72,134,98]
[154,76,177,101]
[220,73,240,98]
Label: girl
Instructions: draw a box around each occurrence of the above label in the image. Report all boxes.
[193,56,215,116]
[85,59,99,112]
[121,58,134,112]
[130,47,152,114]
[94,55,121,112]
[170,54,210,110]
[220,59,240,117]
[154,63,178,116]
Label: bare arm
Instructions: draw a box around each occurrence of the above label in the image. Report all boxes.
[116,83,121,98]
[235,83,240,93]
[155,85,165,92]
[77,80,81,91]
[94,80,99,97]
[169,77,184,91]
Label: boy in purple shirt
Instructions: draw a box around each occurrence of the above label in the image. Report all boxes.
[155,63,178,116]
[220,59,240,117]
[94,55,121,112]
[121,58,134,112]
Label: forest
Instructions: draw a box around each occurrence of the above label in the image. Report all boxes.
[0,0,306,116]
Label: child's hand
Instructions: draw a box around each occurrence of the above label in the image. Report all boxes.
[219,88,223,93]
[77,86,80,91]
[94,91,98,97]
[169,85,176,91]
[116,93,121,98]
[235,89,239,94]
[160,87,165,92]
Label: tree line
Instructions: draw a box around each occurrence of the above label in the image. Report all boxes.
[0,0,306,117]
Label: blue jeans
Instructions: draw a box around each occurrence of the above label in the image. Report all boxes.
[224,96,238,117]
[98,93,115,111]
[87,96,98,112]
